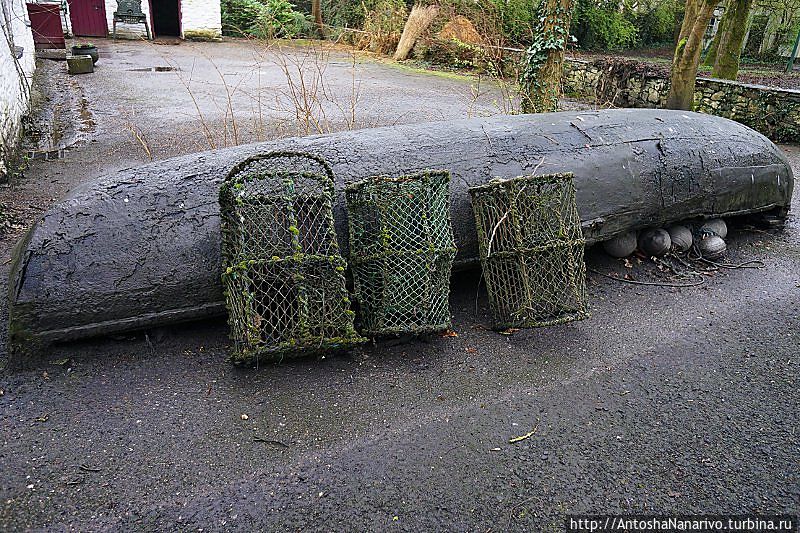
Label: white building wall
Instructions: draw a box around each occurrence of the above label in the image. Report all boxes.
[102,0,220,39]
[104,0,151,39]
[180,0,221,40]
[0,0,36,175]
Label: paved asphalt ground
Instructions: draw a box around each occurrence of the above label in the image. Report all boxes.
[0,39,798,531]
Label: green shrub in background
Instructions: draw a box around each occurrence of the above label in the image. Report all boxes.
[321,0,410,31]
[221,0,309,38]
[321,0,365,29]
[631,0,680,46]
[572,0,638,50]
[222,0,681,52]
[359,0,408,53]
[488,0,541,45]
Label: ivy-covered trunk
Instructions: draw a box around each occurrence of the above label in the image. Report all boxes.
[520,0,574,113]
[711,0,753,80]
[665,0,718,110]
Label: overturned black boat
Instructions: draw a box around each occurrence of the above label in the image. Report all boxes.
[7,109,794,360]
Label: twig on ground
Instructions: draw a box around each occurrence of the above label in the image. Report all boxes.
[509,423,539,444]
[253,436,290,448]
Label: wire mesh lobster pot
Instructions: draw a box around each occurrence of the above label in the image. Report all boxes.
[219,151,364,364]
[345,170,457,336]
[470,172,588,330]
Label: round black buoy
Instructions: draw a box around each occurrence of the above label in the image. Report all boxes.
[602,231,637,258]
[698,235,727,259]
[667,225,693,252]
[700,219,727,239]
[638,228,671,257]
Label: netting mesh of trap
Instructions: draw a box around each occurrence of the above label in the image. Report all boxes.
[345,170,457,336]
[470,172,588,329]
[219,151,363,363]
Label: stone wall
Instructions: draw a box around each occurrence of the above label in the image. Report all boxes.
[562,57,800,143]
[0,0,36,178]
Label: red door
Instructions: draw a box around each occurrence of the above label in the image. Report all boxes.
[26,3,66,49]
[68,0,108,37]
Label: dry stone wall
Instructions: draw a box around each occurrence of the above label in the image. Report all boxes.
[562,57,800,143]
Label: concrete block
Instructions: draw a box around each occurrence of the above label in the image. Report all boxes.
[67,55,94,75]
[36,49,67,60]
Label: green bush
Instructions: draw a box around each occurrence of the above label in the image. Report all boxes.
[359,0,407,53]
[489,0,541,45]
[633,0,680,46]
[572,0,638,50]
[251,0,682,52]
[321,0,411,31]
[321,0,365,29]
[221,0,309,38]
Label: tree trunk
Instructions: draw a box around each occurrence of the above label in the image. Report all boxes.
[665,0,718,110]
[311,0,327,39]
[521,0,574,113]
[393,4,439,61]
[711,0,752,79]
[703,17,722,67]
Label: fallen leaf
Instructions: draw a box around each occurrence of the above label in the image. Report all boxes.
[499,328,520,336]
[465,347,478,354]
[440,329,458,338]
[509,424,539,443]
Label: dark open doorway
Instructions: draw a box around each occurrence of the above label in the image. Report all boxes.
[151,0,180,37]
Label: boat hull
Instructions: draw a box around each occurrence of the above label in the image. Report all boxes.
[7,110,794,360]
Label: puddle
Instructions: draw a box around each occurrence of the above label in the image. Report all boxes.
[127,66,177,72]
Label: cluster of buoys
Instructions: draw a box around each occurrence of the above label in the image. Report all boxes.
[602,219,728,259]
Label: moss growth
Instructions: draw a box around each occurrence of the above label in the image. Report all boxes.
[470,173,588,330]
[381,58,479,82]
[7,302,49,368]
[220,151,364,365]
[183,29,223,41]
[345,170,457,337]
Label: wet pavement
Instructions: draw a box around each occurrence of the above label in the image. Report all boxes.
[0,39,798,531]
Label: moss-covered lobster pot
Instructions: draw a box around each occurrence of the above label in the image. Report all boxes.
[469,172,588,329]
[219,152,364,364]
[345,170,458,336]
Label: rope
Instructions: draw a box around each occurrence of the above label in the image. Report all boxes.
[687,243,766,270]
[591,245,767,289]
[589,268,706,288]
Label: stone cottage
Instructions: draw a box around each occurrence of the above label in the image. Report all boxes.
[0,0,36,178]
[65,0,221,40]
